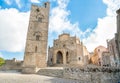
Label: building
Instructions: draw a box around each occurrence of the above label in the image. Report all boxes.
[107,38,119,66]
[48,33,90,66]
[105,9,120,67]
[90,46,108,66]
[101,52,111,67]
[115,9,120,66]
[22,2,50,73]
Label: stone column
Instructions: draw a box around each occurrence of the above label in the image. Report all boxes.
[63,51,66,64]
[53,51,56,64]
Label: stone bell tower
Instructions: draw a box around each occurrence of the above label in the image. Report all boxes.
[116,9,120,65]
[22,2,50,73]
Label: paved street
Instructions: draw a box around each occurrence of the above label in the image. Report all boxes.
[0,72,80,83]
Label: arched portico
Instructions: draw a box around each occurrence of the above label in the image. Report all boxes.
[53,50,70,65]
[56,51,63,64]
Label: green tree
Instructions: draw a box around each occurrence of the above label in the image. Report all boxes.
[0,57,5,66]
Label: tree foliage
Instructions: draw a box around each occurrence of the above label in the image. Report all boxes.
[0,57,5,66]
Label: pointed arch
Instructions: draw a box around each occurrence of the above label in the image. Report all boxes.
[34,32,42,41]
[36,35,40,40]
[56,51,63,64]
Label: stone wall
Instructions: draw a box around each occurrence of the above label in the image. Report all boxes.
[0,59,23,71]
[63,66,120,83]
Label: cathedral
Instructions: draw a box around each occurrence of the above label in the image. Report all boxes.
[48,33,90,66]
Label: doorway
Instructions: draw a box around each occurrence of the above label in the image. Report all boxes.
[56,51,63,64]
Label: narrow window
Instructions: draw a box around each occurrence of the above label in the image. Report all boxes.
[98,49,100,52]
[55,43,58,47]
[45,3,47,8]
[51,58,52,62]
[63,44,66,47]
[35,46,37,52]
[36,8,39,12]
[38,17,42,22]
[36,35,40,41]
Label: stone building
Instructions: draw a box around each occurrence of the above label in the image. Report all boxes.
[115,9,120,66]
[22,2,50,73]
[48,33,90,66]
[105,9,120,67]
[90,46,108,66]
[107,38,119,66]
[101,52,111,67]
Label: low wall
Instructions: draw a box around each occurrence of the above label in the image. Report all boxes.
[63,66,120,83]
[0,59,23,71]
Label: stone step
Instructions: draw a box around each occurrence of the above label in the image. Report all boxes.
[37,68,63,78]
[51,64,66,67]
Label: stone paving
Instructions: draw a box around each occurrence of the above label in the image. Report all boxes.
[0,72,80,83]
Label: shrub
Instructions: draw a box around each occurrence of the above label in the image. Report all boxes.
[0,57,5,66]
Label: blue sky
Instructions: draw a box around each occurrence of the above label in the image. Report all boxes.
[67,0,107,31]
[0,0,119,60]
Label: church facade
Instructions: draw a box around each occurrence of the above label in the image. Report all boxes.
[48,33,90,66]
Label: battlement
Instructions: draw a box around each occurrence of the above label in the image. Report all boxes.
[32,2,50,8]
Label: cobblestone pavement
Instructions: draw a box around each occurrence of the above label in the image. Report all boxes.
[0,72,80,83]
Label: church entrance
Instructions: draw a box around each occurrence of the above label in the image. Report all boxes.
[56,51,63,64]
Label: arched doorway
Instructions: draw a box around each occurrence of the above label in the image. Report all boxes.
[56,51,63,64]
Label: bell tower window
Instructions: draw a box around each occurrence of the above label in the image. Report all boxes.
[45,3,47,8]
[38,17,42,22]
[36,8,39,12]
[36,35,40,41]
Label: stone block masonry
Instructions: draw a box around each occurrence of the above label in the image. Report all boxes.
[36,66,120,83]
[37,67,63,77]
[0,58,23,71]
[63,66,120,83]
[22,2,50,73]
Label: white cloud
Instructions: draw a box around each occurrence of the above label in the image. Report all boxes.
[49,0,83,37]
[4,0,21,8]
[82,0,120,52]
[1,0,119,54]
[31,0,40,3]
[48,0,95,50]
[5,0,11,5]
[103,0,120,16]
[83,16,116,52]
[0,8,29,52]
[0,0,83,53]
